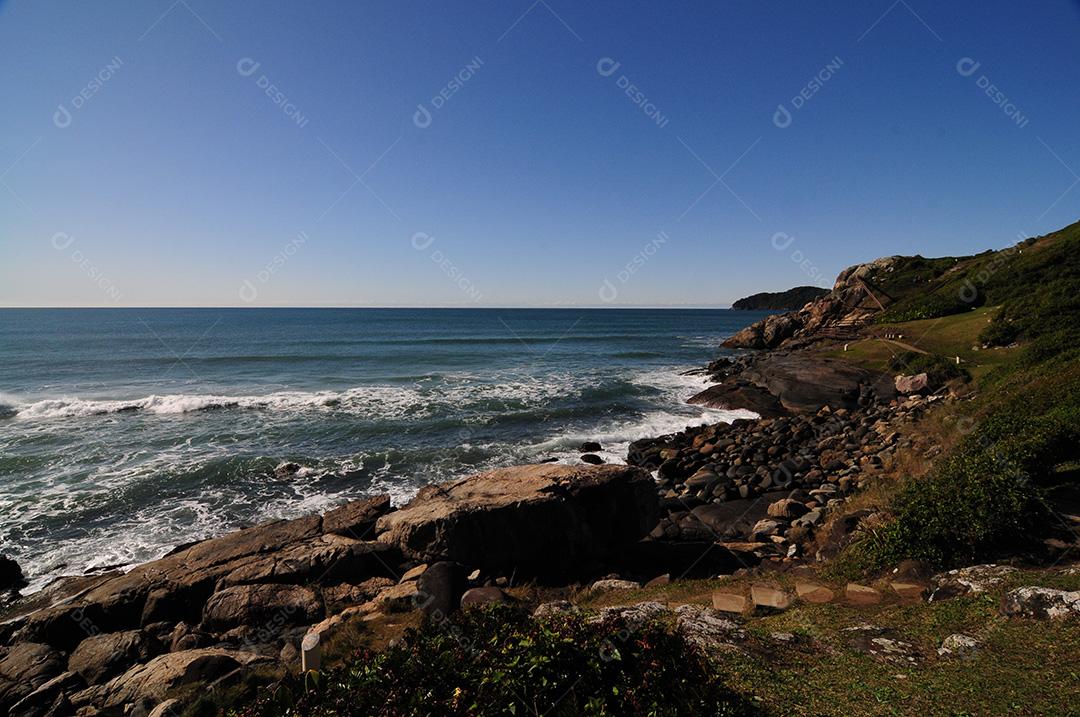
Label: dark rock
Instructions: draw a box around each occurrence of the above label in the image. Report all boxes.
[8,670,83,717]
[374,464,660,580]
[579,441,602,452]
[87,648,269,712]
[68,629,155,685]
[460,587,508,608]
[685,493,786,539]
[415,561,467,618]
[0,643,63,713]
[580,453,605,465]
[273,462,303,478]
[322,494,393,538]
[201,584,323,635]
[0,554,27,593]
[688,381,788,418]
[617,541,758,579]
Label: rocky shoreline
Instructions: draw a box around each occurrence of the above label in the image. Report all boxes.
[0,355,942,716]
[0,257,998,715]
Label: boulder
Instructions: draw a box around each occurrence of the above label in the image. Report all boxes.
[68,629,154,685]
[415,561,467,618]
[91,648,268,711]
[590,579,640,591]
[0,554,27,592]
[615,540,758,580]
[1001,587,1080,620]
[895,373,931,395]
[750,585,792,610]
[767,498,809,520]
[938,633,981,658]
[688,493,786,538]
[321,494,392,538]
[201,584,323,634]
[674,604,746,653]
[374,464,659,579]
[712,592,748,613]
[930,564,1018,601]
[460,587,508,608]
[0,643,63,713]
[687,382,788,418]
[8,669,84,716]
[846,583,883,605]
[737,354,895,414]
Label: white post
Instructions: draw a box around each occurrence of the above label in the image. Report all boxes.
[301,631,321,672]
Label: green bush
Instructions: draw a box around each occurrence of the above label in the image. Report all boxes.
[852,359,1080,570]
[887,351,970,386]
[233,605,757,717]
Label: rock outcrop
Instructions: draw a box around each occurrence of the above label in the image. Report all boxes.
[0,464,670,714]
[723,256,900,350]
[376,464,660,579]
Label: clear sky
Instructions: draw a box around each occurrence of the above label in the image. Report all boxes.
[1,0,1078,307]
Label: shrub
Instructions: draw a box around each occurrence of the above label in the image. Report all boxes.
[232,606,757,717]
[887,351,969,386]
[851,361,1080,570]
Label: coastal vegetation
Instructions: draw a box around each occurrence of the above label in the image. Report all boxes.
[839,220,1080,572]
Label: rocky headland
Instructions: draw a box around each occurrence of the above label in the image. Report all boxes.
[731,286,829,311]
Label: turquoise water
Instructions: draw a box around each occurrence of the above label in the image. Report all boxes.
[0,308,762,589]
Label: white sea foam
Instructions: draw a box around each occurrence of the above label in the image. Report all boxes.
[12,372,589,422]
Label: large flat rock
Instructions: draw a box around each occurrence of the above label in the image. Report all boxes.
[375,464,660,579]
[691,353,894,415]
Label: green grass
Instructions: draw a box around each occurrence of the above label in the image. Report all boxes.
[816,220,1080,572]
[821,307,1018,381]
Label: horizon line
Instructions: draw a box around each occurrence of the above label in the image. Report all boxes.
[0,304,763,311]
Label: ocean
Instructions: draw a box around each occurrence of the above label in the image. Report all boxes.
[0,308,763,591]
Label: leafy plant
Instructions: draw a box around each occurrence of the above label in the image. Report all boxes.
[232,605,757,717]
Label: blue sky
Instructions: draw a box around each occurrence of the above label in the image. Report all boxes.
[1,0,1078,307]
